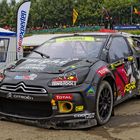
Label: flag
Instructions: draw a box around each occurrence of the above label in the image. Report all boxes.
[16,0,31,59]
[134,7,140,15]
[102,7,109,17]
[73,9,78,25]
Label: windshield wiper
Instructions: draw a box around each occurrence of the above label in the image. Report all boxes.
[32,50,50,58]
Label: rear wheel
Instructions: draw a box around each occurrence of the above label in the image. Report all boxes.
[96,81,113,125]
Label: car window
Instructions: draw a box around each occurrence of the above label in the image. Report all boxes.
[29,36,107,59]
[109,37,132,62]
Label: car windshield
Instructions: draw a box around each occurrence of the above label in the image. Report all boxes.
[29,36,107,59]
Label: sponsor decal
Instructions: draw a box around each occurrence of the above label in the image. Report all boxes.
[51,99,56,106]
[14,74,37,80]
[97,66,110,76]
[56,37,94,42]
[19,64,47,70]
[124,81,136,93]
[75,105,84,112]
[114,64,128,96]
[25,59,71,67]
[52,106,57,110]
[86,86,95,96]
[127,56,134,61]
[54,94,73,101]
[110,60,123,70]
[19,59,77,70]
[70,65,76,69]
[52,72,78,86]
[114,62,138,96]
[65,65,77,71]
[7,93,33,100]
[74,113,95,119]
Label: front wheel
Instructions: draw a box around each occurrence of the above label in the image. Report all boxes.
[95,81,113,125]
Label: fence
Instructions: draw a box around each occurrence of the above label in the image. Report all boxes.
[29,26,101,34]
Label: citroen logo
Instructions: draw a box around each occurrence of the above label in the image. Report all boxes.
[7,92,12,98]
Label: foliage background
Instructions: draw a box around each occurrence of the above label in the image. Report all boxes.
[0,0,140,30]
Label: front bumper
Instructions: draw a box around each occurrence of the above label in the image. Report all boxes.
[0,112,97,129]
[0,89,97,129]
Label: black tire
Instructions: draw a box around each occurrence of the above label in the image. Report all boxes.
[95,81,113,125]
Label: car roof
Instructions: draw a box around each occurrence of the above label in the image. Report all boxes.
[49,32,126,40]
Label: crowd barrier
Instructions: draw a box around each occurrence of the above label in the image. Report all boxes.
[29,26,101,34]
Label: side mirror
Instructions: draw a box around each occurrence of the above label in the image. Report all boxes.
[124,56,134,62]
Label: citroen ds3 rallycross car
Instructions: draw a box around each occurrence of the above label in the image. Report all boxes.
[0,32,140,129]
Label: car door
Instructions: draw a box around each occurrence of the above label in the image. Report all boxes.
[108,36,137,100]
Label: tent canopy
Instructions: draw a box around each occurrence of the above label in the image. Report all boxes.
[0,28,16,36]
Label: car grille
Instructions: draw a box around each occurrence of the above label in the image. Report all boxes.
[0,97,52,118]
[0,83,47,94]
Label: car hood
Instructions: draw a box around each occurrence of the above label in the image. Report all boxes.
[7,57,99,74]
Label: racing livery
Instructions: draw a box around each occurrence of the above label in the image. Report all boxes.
[0,32,140,129]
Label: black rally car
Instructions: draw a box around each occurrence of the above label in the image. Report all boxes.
[0,32,140,129]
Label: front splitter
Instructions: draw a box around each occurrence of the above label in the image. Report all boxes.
[0,113,97,129]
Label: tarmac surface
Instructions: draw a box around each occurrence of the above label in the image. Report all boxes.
[0,96,139,140]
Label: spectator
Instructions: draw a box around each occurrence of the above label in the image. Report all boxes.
[104,16,109,29]
[109,17,114,30]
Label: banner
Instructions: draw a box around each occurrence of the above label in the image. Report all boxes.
[73,9,78,25]
[114,25,140,30]
[17,0,31,59]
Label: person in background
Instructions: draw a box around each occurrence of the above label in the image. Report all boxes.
[109,17,114,30]
[104,16,109,29]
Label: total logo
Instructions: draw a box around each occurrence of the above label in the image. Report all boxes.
[54,94,73,101]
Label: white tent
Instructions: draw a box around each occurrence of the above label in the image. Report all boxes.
[0,28,16,67]
[0,28,15,35]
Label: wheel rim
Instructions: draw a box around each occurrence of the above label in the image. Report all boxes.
[98,87,112,120]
